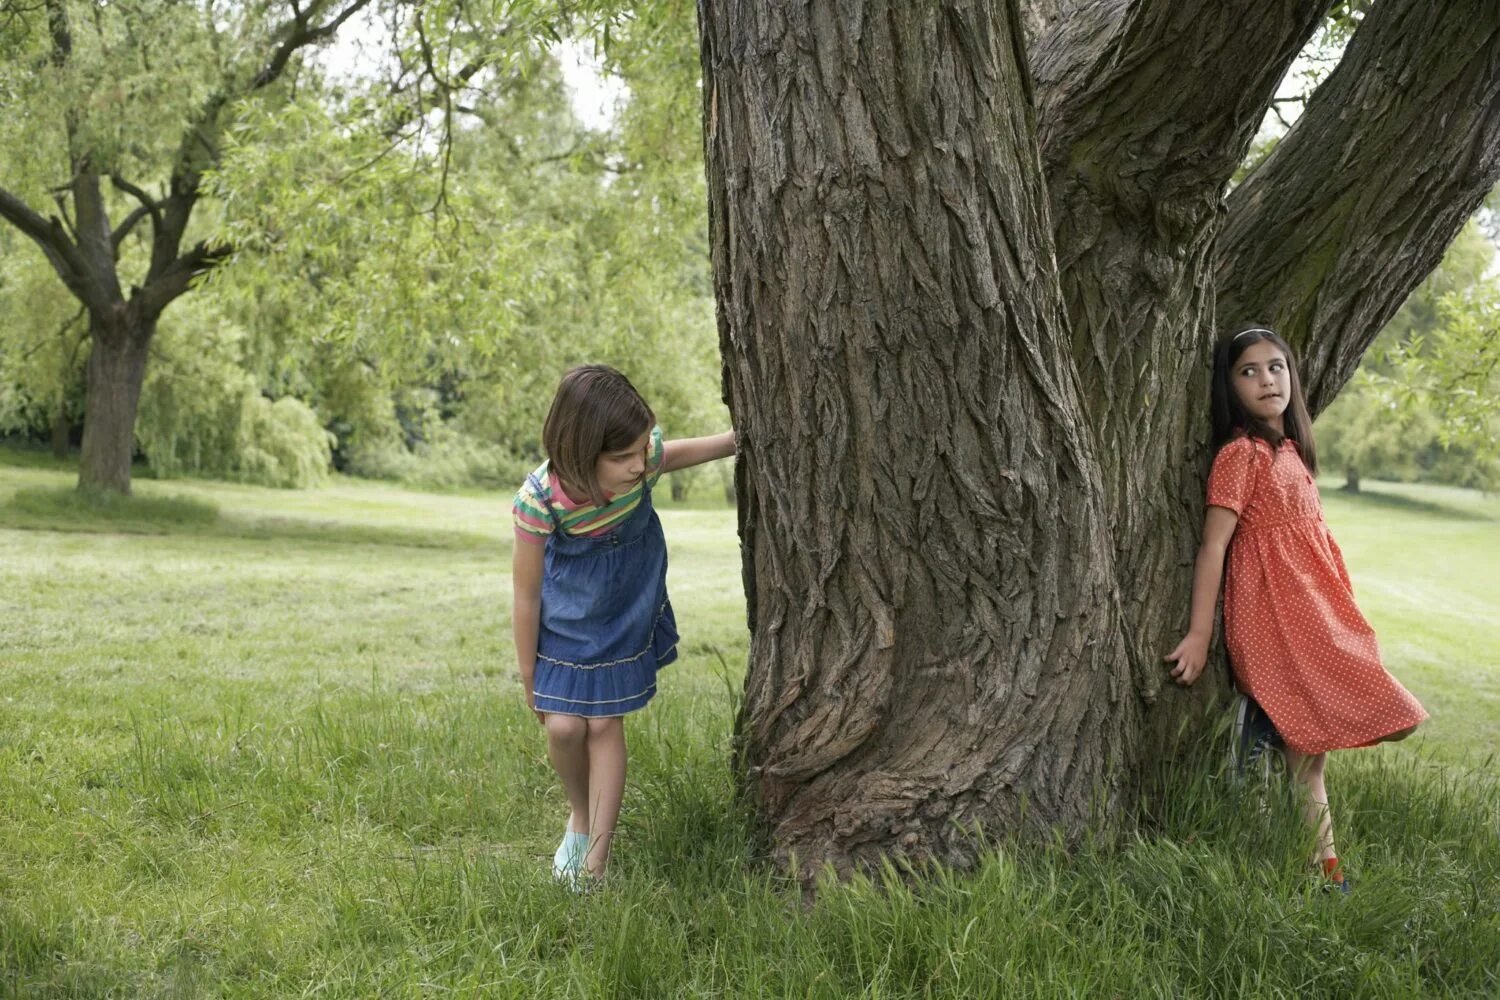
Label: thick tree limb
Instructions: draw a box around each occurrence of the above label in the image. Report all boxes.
[71,168,122,303]
[1217,0,1500,415]
[0,183,105,310]
[1030,0,1327,433]
[134,241,234,320]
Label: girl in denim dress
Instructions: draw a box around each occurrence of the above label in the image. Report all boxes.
[512,365,735,885]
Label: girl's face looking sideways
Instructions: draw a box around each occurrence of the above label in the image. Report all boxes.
[594,428,650,497]
[1231,340,1292,430]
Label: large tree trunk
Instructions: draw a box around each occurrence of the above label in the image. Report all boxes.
[77,313,154,494]
[702,1,1131,878]
[700,0,1500,879]
[1032,0,1330,753]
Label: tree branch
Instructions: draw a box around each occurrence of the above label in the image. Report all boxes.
[0,183,98,308]
[109,174,163,251]
[134,240,234,320]
[250,0,379,94]
[1216,0,1500,415]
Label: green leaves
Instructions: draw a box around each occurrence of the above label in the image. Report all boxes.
[1317,220,1500,490]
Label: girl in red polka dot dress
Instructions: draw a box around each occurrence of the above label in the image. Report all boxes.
[1164,326,1428,891]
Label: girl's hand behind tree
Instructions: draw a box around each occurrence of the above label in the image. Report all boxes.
[1164,632,1209,686]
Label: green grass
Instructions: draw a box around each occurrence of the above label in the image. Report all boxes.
[1318,479,1500,767]
[2,453,1497,997]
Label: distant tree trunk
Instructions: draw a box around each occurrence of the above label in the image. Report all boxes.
[77,314,154,494]
[670,475,688,503]
[1344,467,1361,493]
[699,0,1500,878]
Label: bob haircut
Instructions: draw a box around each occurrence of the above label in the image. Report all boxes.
[543,364,655,506]
[1210,325,1317,474]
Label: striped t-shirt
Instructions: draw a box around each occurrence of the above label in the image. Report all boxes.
[512,426,665,544]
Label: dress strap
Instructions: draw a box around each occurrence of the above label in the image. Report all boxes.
[526,472,567,532]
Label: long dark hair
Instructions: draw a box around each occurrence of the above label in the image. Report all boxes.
[543,364,655,505]
[1210,325,1317,474]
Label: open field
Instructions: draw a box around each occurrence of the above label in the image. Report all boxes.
[2,453,1496,996]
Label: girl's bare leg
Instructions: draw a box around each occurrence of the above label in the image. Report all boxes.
[584,715,627,876]
[544,713,591,834]
[1283,748,1336,864]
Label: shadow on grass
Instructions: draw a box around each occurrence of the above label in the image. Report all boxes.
[1328,482,1497,523]
[0,486,498,551]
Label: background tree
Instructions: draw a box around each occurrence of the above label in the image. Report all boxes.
[0,0,642,494]
[1320,221,1500,493]
[0,0,389,492]
[699,0,1500,877]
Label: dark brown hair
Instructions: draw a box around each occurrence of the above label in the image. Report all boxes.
[543,364,654,505]
[1211,325,1317,474]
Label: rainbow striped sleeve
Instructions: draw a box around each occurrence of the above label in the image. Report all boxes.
[512,477,553,544]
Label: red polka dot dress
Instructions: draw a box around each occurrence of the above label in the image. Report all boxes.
[1208,434,1428,754]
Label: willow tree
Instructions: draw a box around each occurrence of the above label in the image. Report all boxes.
[698,0,1500,876]
[0,0,626,494]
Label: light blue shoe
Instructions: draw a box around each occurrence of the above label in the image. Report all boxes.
[553,831,588,887]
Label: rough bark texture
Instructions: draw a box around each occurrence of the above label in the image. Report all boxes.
[1033,1,1330,738]
[77,313,152,494]
[1218,0,1500,416]
[700,0,1500,877]
[701,1,1131,877]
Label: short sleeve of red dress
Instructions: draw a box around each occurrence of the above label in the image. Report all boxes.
[1206,436,1259,515]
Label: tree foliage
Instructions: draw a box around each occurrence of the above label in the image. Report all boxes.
[1318,221,1500,491]
[1,0,724,492]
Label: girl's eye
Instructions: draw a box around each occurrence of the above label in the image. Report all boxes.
[1269,362,1284,372]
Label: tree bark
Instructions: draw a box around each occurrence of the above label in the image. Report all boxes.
[1217,0,1500,415]
[702,0,1133,878]
[1031,1,1330,737]
[77,312,153,494]
[700,0,1500,880]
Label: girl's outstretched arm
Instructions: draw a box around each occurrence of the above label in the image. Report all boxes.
[513,539,545,724]
[660,430,736,473]
[1163,506,1239,686]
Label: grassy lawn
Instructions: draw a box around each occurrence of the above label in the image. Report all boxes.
[1,452,1496,997]
[1318,479,1500,767]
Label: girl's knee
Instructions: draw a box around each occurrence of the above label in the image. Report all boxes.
[586,716,623,739]
[544,713,587,744]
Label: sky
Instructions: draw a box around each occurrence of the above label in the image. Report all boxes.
[314,13,623,133]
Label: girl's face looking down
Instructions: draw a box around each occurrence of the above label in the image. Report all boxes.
[1231,340,1292,430]
[594,428,651,497]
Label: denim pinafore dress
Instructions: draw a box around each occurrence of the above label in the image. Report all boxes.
[529,472,678,717]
